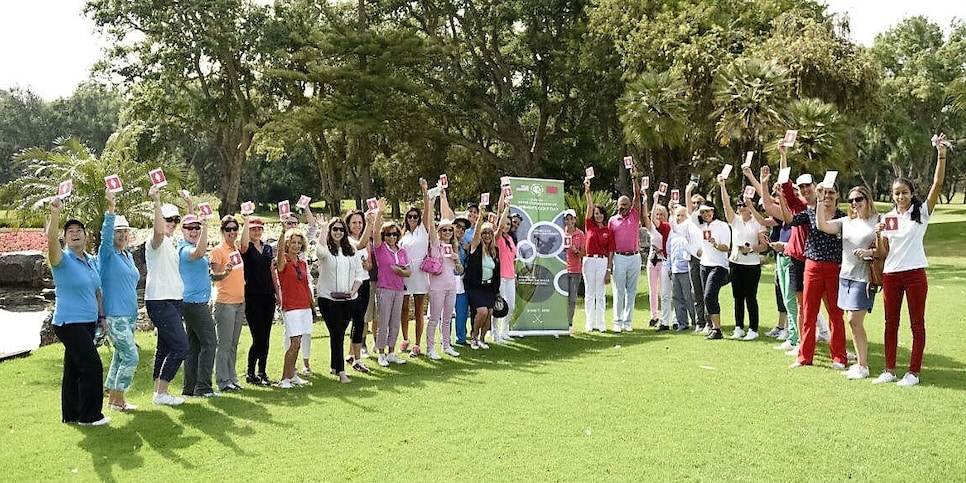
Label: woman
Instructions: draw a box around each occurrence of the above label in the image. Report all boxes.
[316,217,365,383]
[719,177,768,341]
[426,193,464,359]
[872,136,946,387]
[465,207,504,349]
[784,182,847,369]
[642,191,671,330]
[240,216,276,386]
[345,208,376,371]
[493,192,516,343]
[47,197,109,425]
[582,178,614,333]
[399,185,433,357]
[99,190,140,411]
[816,186,878,380]
[210,215,245,391]
[178,211,218,398]
[562,209,585,332]
[696,201,731,341]
[275,228,312,388]
[372,204,412,366]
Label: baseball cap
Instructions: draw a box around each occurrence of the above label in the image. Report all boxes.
[161,204,180,218]
[181,214,202,227]
[698,204,715,212]
[248,217,264,228]
[795,174,814,186]
[563,209,577,219]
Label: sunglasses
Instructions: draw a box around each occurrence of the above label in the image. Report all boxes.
[331,226,345,233]
[384,232,400,237]
[847,196,866,204]
[165,216,181,223]
[406,214,420,219]
[295,265,303,281]
[222,226,239,232]
[439,228,454,233]
[284,221,298,226]
[184,225,202,231]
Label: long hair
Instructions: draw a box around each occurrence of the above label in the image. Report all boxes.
[591,205,609,225]
[480,222,498,258]
[344,210,366,239]
[403,206,421,233]
[892,177,924,224]
[326,218,356,256]
[847,186,877,220]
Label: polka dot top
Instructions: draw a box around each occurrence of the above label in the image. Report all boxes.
[792,208,847,263]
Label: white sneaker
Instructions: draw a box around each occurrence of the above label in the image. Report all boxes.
[612,326,622,333]
[845,365,869,380]
[78,416,112,426]
[784,347,800,357]
[291,375,308,386]
[776,329,789,341]
[386,353,407,365]
[443,346,460,357]
[470,340,480,350]
[493,335,507,345]
[742,330,758,341]
[846,351,857,361]
[764,326,781,338]
[831,362,846,371]
[377,354,389,367]
[153,393,185,406]
[478,341,490,349]
[896,372,920,387]
[360,347,370,359]
[774,340,795,351]
[278,379,293,389]
[701,326,712,335]
[871,371,897,384]
[731,327,746,339]
[428,350,442,360]
[623,325,633,332]
[585,325,593,333]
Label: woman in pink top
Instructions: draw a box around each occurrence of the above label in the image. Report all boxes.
[870,134,947,387]
[563,209,585,332]
[426,195,464,359]
[493,191,516,343]
[371,200,412,368]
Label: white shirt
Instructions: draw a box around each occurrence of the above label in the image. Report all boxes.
[729,216,763,266]
[315,244,365,300]
[699,219,731,268]
[145,235,184,300]
[881,206,931,273]
[833,216,877,282]
[348,236,371,282]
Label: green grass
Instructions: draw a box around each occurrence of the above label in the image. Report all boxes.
[2,206,966,481]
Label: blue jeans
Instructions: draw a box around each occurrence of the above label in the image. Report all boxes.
[612,253,642,328]
[454,292,469,343]
[700,265,729,315]
[147,299,187,383]
[105,315,139,392]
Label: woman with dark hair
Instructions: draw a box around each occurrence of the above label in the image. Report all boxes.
[696,193,731,341]
[99,190,140,411]
[240,215,276,386]
[315,217,365,383]
[871,135,947,387]
[211,215,245,392]
[816,185,878,380]
[582,178,614,333]
[718,177,768,341]
[466,204,505,349]
[46,197,109,425]
[373,202,412,366]
[345,208,377,371]
[399,183,433,357]
[275,228,313,388]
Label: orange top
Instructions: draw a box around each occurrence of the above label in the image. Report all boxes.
[210,241,245,304]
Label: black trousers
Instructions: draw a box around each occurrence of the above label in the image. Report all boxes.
[349,281,369,344]
[730,263,762,331]
[53,323,105,424]
[245,293,276,376]
[319,297,352,373]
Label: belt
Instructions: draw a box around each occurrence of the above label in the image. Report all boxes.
[586,254,607,258]
[615,251,639,256]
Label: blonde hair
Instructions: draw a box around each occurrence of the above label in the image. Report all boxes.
[847,186,877,220]
[283,228,307,254]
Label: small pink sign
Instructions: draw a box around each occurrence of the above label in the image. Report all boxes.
[439,174,449,189]
[884,216,898,231]
[563,235,572,248]
[58,180,73,198]
[278,200,291,217]
[623,156,633,169]
[148,168,167,188]
[670,189,680,202]
[296,195,311,210]
[480,192,490,206]
[744,185,756,199]
[658,182,668,196]
[241,201,255,215]
[104,175,123,193]
[585,167,595,179]
[641,176,649,190]
[228,250,244,268]
[782,130,798,147]
[366,197,378,211]
[197,202,214,219]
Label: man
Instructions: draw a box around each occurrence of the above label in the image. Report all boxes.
[684,183,709,330]
[608,168,642,332]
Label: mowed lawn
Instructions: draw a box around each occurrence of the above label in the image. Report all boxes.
[2,204,965,481]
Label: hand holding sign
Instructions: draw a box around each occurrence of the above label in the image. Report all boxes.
[670,189,680,202]
[884,216,898,231]
[197,202,214,220]
[366,197,378,212]
[742,151,754,168]
[278,200,291,217]
[821,170,838,189]
[623,156,633,169]
[585,167,595,180]
[502,186,513,200]
[641,176,649,190]
[743,185,756,200]
[777,167,792,184]
[658,182,668,196]
[439,174,449,189]
[57,180,73,199]
[228,250,244,269]
[720,163,733,179]
[296,195,311,210]
[500,176,510,187]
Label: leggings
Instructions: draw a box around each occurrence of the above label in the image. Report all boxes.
[245,293,276,376]
[882,269,928,373]
[349,280,370,344]
[729,263,761,331]
[428,287,456,350]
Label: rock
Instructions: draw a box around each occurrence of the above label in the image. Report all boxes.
[0,251,49,287]
[40,288,55,300]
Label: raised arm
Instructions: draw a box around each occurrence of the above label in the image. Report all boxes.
[420,178,432,233]
[815,194,840,235]
[46,197,64,267]
[188,220,208,261]
[470,205,485,252]
[371,199,387,248]
[239,214,251,254]
[583,178,593,220]
[275,233,287,272]
[747,198,777,227]
[439,188,455,220]
[149,185,166,250]
[316,217,331,259]
[685,181,697,216]
[100,190,116,260]
[926,133,948,213]
[742,164,763,197]
[718,175,735,224]
[629,166,641,211]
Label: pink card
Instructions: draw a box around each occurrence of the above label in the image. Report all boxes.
[241,201,254,215]
[148,168,167,188]
[104,175,123,193]
[197,202,214,219]
[228,250,244,268]
[884,216,898,231]
[658,182,668,196]
[366,197,378,211]
[782,130,798,147]
[439,174,449,189]
[703,230,712,241]
[641,176,649,190]
[278,200,291,217]
[502,186,513,200]
[585,167,595,179]
[670,189,680,202]
[480,192,490,206]
[296,195,311,210]
[442,245,454,257]
[58,180,73,198]
[742,151,754,168]
[563,235,572,248]
[623,156,633,169]
[500,176,510,187]
[488,213,497,224]
[744,185,756,199]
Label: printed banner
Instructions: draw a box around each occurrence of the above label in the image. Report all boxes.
[506,177,569,337]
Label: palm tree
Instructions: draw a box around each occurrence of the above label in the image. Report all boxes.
[619,70,690,154]
[764,98,850,176]
[712,58,792,153]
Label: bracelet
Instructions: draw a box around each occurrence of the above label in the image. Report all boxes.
[97,315,106,322]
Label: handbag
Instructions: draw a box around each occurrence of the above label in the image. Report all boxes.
[867,241,885,291]
[493,294,510,318]
[419,241,443,275]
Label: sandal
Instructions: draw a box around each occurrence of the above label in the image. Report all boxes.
[108,402,138,411]
[352,360,371,374]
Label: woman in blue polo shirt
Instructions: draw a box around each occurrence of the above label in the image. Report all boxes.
[47,197,109,426]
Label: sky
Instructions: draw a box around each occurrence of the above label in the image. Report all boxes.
[1,0,965,101]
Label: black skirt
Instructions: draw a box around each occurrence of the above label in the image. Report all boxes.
[467,284,496,311]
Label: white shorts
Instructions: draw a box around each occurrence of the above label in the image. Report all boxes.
[283,309,314,338]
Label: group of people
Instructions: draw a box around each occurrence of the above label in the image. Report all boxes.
[573,138,946,388]
[46,139,945,425]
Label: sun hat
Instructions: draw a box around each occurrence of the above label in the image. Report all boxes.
[114,215,130,230]
[795,174,814,186]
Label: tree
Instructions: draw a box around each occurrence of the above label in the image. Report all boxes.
[712,58,792,154]
[86,0,272,216]
[618,70,690,173]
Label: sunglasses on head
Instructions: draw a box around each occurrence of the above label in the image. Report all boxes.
[439,227,454,233]
[165,216,181,223]
[847,196,866,204]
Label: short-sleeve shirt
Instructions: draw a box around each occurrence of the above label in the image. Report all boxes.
[729,216,764,266]
[179,240,212,303]
[98,213,139,317]
[584,218,615,256]
[51,249,100,325]
[373,244,409,291]
[211,242,245,304]
[277,255,312,311]
[781,181,809,261]
[881,206,931,273]
[833,216,877,281]
[609,207,641,253]
[698,219,731,268]
[145,235,184,300]
[565,228,585,273]
[495,233,516,279]
[792,208,846,263]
